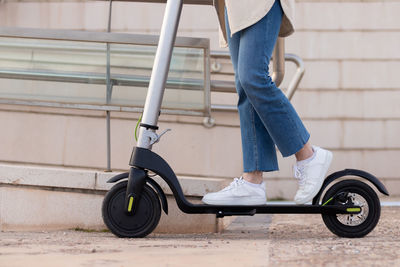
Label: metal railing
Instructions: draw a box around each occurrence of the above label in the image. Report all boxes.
[0,28,210,114]
[210,51,305,111]
[0,26,211,171]
[0,0,305,171]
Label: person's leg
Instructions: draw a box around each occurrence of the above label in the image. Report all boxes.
[295,142,314,161]
[225,7,278,184]
[234,0,332,205]
[237,0,310,157]
[202,1,332,206]
[236,1,332,204]
[201,7,273,205]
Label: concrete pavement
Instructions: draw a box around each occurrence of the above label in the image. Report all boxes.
[1,207,399,267]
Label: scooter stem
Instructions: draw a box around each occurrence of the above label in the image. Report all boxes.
[137,0,183,150]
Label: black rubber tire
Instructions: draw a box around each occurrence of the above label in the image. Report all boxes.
[102,181,161,238]
[321,179,381,238]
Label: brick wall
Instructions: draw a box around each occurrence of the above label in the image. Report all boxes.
[0,0,398,197]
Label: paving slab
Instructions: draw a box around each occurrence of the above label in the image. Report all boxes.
[0,207,399,267]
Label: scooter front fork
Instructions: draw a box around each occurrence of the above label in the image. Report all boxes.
[124,0,183,214]
[125,166,147,215]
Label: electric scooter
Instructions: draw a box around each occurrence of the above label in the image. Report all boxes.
[102,0,389,238]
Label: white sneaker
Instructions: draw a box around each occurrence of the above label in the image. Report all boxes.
[293,146,333,204]
[202,177,267,205]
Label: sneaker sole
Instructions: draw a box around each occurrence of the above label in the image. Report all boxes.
[202,197,267,206]
[295,150,333,204]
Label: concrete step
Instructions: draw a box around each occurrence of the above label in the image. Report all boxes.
[0,163,232,233]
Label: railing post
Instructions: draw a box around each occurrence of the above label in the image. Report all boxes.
[203,40,214,128]
[105,0,113,172]
[271,37,285,87]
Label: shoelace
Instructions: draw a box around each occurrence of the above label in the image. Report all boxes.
[223,177,245,191]
[293,165,306,187]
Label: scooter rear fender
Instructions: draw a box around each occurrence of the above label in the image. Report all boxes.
[312,169,389,205]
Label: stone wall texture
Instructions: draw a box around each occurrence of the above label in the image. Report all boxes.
[0,0,399,198]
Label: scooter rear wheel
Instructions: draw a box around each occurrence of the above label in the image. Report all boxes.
[321,179,381,238]
[102,181,161,238]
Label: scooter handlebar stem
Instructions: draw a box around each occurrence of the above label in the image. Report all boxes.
[137,0,183,149]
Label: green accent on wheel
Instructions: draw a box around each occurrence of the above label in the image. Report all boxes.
[322,197,333,206]
[128,196,134,212]
[347,207,361,212]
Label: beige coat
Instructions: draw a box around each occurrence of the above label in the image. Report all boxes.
[214,0,295,47]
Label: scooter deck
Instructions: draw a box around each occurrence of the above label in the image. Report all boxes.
[173,203,361,217]
[113,147,389,218]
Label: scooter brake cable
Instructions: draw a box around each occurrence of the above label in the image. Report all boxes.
[134,114,143,141]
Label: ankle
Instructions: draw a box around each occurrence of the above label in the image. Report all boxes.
[295,143,314,161]
[242,171,263,184]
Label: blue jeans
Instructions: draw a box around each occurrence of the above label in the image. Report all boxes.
[225,0,310,173]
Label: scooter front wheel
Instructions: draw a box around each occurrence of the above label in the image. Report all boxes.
[321,179,381,238]
[102,181,161,238]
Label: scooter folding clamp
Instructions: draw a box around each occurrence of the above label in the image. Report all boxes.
[142,128,171,146]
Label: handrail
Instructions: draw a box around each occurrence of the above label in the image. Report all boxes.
[108,0,213,4]
[0,36,304,107]
[209,51,305,98]
[211,38,285,88]
[210,51,305,112]
[285,54,305,100]
[272,37,285,87]
[0,69,204,90]
[0,27,209,48]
